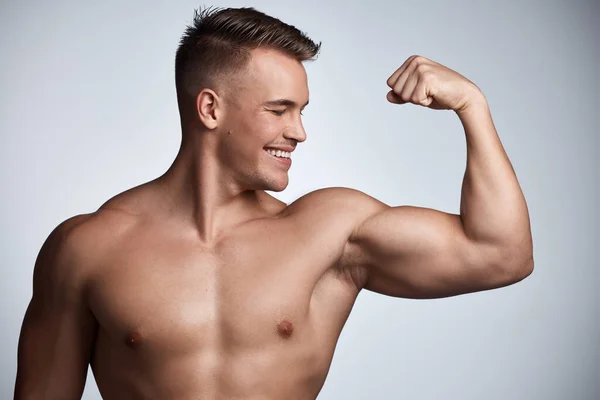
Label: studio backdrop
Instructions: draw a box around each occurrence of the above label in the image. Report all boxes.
[1,0,598,399]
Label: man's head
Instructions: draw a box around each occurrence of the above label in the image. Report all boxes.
[174,7,320,192]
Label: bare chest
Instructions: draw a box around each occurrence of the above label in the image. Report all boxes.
[88,218,358,356]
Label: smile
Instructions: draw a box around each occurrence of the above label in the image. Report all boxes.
[264,149,292,168]
[264,148,291,158]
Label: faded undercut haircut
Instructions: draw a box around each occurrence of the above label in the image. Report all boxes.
[174,6,321,107]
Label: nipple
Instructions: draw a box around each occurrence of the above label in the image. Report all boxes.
[277,320,294,338]
[124,330,143,348]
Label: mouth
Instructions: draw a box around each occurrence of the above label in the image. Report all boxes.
[263,148,292,168]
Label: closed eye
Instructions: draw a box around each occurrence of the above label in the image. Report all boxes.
[269,109,305,116]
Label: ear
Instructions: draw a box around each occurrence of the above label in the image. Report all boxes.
[196,89,222,130]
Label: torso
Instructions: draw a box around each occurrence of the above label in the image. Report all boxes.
[80,183,367,399]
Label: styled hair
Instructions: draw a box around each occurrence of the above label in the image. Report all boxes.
[174,6,321,104]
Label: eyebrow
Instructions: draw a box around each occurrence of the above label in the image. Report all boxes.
[263,99,310,108]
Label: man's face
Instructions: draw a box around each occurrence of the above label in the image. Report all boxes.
[217,48,309,192]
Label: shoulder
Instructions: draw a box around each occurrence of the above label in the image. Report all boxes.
[45,208,137,257]
[286,188,391,290]
[284,187,391,262]
[285,186,389,224]
[34,209,138,290]
[287,186,384,208]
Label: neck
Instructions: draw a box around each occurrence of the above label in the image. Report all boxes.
[156,133,270,243]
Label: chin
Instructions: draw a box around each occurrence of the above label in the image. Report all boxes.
[268,184,288,192]
[260,174,289,192]
[266,178,289,192]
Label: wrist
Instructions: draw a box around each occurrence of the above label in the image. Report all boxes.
[456,88,489,122]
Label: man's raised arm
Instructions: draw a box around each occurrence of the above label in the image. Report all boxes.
[339,55,533,299]
[15,215,98,399]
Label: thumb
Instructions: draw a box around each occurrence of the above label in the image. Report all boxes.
[418,96,434,106]
[386,90,406,104]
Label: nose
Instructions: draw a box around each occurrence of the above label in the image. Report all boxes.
[284,119,307,143]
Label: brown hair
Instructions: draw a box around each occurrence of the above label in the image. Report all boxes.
[175,6,321,105]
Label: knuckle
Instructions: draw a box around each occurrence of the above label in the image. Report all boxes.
[420,69,434,80]
[407,55,420,66]
[412,55,424,64]
[415,62,430,74]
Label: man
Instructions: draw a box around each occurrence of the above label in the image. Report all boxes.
[14,6,533,399]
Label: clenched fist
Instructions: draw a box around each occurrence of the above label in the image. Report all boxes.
[386,55,483,113]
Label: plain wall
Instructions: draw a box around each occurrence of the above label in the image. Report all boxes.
[1,0,598,399]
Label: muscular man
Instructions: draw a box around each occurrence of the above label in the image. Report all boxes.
[14,6,534,400]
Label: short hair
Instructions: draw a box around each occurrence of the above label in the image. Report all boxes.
[174,6,321,105]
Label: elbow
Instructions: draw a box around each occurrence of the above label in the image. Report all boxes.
[512,254,534,282]
[487,242,534,286]
[499,250,534,284]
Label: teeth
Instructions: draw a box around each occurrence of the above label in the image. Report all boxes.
[266,149,291,158]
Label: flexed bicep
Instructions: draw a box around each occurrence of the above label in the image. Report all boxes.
[341,202,523,299]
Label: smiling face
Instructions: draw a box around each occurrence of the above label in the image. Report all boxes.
[216,48,310,192]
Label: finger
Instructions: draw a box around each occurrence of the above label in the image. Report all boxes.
[386,55,418,88]
[391,59,419,99]
[398,72,419,104]
[411,79,433,106]
[386,55,416,88]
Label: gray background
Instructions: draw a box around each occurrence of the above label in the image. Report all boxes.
[1,0,598,399]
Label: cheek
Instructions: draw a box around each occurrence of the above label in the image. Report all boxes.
[219,130,262,165]
[221,114,282,157]
[245,119,282,147]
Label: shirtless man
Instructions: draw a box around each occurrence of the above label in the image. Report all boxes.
[14,6,534,400]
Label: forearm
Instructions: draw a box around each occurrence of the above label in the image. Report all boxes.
[456,91,533,266]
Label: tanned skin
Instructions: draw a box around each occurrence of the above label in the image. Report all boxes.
[14,49,533,399]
